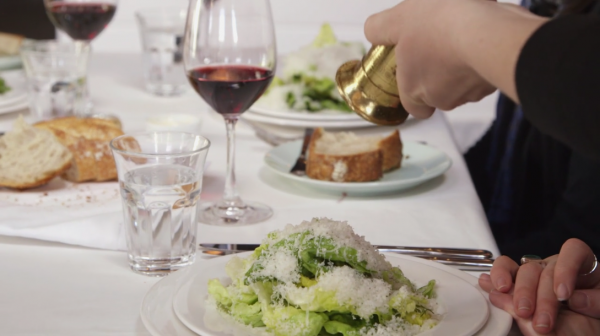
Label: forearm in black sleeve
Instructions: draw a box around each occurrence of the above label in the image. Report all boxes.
[516,14,600,162]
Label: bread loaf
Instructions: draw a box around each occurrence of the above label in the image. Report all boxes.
[0,32,23,56]
[306,128,402,182]
[35,117,124,182]
[0,116,72,189]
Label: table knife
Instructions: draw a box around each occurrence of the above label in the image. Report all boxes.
[289,128,314,175]
[198,244,493,271]
[199,244,493,259]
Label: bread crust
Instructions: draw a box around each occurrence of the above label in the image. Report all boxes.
[34,117,123,182]
[379,129,402,172]
[305,128,403,183]
[306,128,383,182]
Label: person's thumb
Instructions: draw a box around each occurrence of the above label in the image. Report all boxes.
[567,289,600,319]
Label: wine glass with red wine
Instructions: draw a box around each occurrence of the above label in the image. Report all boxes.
[44,0,118,116]
[183,0,276,225]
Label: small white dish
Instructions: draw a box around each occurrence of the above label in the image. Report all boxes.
[170,252,491,336]
[145,113,203,134]
[140,254,513,336]
[263,140,452,196]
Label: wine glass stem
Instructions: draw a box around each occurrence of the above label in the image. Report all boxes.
[74,40,92,118]
[223,116,241,205]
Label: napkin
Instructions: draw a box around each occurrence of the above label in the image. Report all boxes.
[0,178,127,250]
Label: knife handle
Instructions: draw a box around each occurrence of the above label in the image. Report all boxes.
[375,246,494,259]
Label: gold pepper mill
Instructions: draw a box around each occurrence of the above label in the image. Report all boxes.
[336,45,409,126]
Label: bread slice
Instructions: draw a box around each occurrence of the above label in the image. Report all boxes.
[0,32,23,56]
[0,116,72,189]
[306,128,402,182]
[35,117,124,182]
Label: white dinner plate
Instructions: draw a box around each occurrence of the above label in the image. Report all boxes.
[242,110,374,129]
[140,254,513,336]
[263,140,452,196]
[251,104,364,122]
[166,252,504,336]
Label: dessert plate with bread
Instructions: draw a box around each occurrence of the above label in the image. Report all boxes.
[264,128,451,196]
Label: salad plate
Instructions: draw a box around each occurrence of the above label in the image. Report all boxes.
[264,140,452,196]
[0,55,22,71]
[0,71,28,115]
[242,110,374,129]
[140,254,513,336]
[250,104,363,122]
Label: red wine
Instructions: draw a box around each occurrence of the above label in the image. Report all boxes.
[47,2,116,41]
[187,65,273,115]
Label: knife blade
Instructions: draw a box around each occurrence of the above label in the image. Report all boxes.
[289,128,314,176]
[199,244,494,260]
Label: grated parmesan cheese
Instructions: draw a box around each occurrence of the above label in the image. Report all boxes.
[263,218,392,274]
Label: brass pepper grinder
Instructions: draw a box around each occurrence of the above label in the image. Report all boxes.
[336,45,409,126]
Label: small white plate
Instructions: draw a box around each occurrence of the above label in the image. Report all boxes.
[170,253,492,336]
[263,140,452,196]
[251,104,363,122]
[0,71,28,115]
[242,110,374,129]
[0,55,22,71]
[140,255,513,336]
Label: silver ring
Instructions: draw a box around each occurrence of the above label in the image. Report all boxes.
[580,254,598,277]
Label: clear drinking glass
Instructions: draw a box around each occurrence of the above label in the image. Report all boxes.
[110,132,210,276]
[183,0,277,226]
[20,40,90,121]
[136,7,188,96]
[44,0,119,116]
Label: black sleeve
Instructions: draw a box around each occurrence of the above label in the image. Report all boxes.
[516,14,600,162]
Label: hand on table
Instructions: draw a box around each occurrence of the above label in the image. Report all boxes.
[478,238,600,335]
[363,0,547,117]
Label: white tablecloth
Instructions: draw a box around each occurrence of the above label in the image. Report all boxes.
[0,54,510,335]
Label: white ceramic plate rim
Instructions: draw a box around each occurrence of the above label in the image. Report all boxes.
[251,104,363,122]
[242,111,374,129]
[140,255,513,336]
[0,99,28,115]
[170,252,491,336]
[263,140,452,194]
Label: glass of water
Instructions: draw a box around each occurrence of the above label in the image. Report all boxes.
[110,132,210,276]
[20,40,90,121]
[135,7,188,96]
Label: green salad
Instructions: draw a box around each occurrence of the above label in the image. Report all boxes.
[205,218,442,336]
[258,24,365,113]
[0,76,10,94]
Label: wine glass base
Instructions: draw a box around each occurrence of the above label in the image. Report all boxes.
[198,201,273,226]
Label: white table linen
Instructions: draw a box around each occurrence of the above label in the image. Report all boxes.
[0,54,510,335]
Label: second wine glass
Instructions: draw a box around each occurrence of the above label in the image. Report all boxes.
[183,0,277,225]
[44,0,118,117]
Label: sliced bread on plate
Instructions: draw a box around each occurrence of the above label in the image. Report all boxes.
[306,128,402,182]
[0,116,72,189]
[35,117,124,182]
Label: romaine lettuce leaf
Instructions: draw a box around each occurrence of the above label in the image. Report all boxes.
[262,306,328,336]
